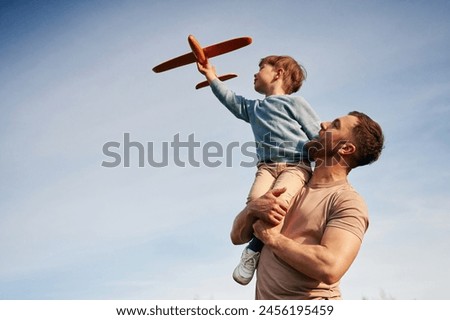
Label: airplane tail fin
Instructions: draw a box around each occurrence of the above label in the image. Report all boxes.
[195,73,238,90]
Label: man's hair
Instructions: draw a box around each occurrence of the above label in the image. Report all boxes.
[259,55,306,94]
[347,111,384,168]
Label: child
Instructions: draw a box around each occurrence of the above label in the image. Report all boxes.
[197,55,321,285]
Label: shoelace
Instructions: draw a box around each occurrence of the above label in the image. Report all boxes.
[242,254,259,270]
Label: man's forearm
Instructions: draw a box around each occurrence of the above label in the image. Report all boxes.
[230,206,256,245]
[258,225,362,285]
[268,235,337,283]
[230,189,288,245]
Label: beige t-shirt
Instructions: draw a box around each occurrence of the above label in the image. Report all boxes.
[255,179,369,300]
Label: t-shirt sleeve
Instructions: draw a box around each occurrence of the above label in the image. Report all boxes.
[326,190,369,242]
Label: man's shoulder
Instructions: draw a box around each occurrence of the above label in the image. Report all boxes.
[331,182,366,204]
[306,180,367,208]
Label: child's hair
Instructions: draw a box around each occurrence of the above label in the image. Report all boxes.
[259,55,306,94]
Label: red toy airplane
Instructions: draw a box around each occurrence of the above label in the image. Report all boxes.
[152,34,252,89]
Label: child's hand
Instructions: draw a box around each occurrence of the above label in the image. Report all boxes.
[196,62,217,82]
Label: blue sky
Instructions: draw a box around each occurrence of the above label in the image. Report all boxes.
[1,0,449,299]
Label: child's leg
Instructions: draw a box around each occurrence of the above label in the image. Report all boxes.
[233,164,276,285]
[271,163,312,208]
[246,163,277,204]
[247,236,264,252]
[245,163,277,252]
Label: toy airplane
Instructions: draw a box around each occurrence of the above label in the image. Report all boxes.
[152,34,252,89]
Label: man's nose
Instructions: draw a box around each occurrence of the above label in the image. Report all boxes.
[320,122,330,130]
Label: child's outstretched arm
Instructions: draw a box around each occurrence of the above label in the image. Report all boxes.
[197,61,251,123]
[196,62,218,84]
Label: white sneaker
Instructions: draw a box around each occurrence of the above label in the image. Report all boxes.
[232,248,260,285]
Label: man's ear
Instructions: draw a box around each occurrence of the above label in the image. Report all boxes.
[338,142,356,155]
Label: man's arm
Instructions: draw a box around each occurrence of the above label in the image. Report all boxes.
[253,220,362,285]
[230,188,288,245]
[230,205,256,245]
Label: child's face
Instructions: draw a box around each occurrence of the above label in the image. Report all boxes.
[254,64,277,95]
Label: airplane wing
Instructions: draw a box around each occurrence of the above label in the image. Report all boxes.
[152,37,252,73]
[152,52,196,73]
[203,37,252,59]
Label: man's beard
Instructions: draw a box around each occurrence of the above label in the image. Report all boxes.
[305,134,345,164]
[304,139,324,161]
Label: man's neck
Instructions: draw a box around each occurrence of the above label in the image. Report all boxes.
[310,164,349,184]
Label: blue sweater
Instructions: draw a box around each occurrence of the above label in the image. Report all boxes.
[210,79,321,163]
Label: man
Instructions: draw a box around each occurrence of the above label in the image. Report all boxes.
[230,111,384,299]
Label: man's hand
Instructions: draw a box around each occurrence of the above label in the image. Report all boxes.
[248,188,288,225]
[253,217,284,247]
[230,188,288,245]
